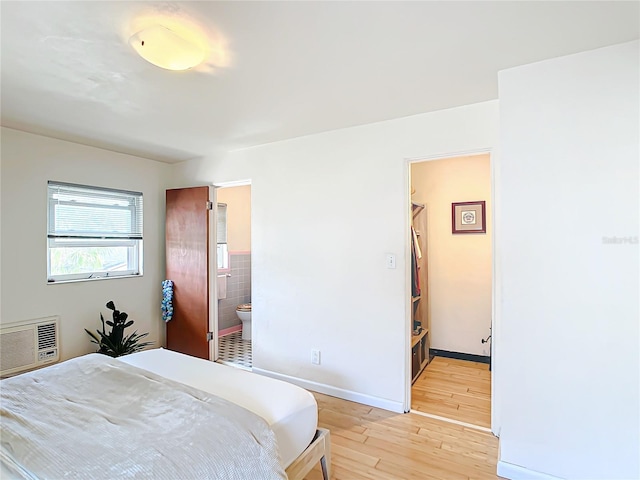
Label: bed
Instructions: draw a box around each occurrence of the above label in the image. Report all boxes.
[0,348,330,480]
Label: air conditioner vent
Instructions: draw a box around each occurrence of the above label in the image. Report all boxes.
[37,323,57,350]
[1,317,60,377]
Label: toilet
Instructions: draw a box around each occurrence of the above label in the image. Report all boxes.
[236,304,252,340]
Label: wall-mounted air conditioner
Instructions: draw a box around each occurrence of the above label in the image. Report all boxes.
[0,316,60,377]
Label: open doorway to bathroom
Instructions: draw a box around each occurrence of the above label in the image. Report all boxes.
[408,153,493,430]
[215,183,252,370]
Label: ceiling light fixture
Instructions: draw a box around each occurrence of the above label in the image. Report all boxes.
[129,25,205,71]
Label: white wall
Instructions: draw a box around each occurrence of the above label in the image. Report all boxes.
[0,128,170,361]
[412,154,492,356]
[0,129,3,317]
[173,101,499,411]
[497,41,639,479]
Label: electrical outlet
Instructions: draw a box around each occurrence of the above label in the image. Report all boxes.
[311,349,321,365]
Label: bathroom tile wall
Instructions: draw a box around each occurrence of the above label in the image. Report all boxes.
[218,253,251,331]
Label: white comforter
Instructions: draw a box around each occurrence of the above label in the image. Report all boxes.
[0,354,287,479]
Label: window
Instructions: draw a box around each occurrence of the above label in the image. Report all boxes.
[47,181,143,282]
[217,203,228,269]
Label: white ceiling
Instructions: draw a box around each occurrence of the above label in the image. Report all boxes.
[1,1,638,163]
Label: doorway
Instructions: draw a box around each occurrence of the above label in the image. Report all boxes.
[408,153,493,430]
[214,182,252,370]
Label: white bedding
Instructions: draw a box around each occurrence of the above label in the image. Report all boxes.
[120,348,318,468]
[0,354,286,479]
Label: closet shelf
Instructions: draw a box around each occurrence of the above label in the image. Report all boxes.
[411,198,429,384]
[411,328,429,348]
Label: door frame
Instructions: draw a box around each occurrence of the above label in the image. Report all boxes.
[209,185,218,361]
[211,179,253,363]
[404,148,499,435]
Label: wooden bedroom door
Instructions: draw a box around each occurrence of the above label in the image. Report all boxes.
[165,186,215,360]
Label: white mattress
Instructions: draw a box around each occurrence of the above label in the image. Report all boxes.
[119,348,317,468]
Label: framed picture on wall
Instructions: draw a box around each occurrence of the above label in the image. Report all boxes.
[452,201,486,234]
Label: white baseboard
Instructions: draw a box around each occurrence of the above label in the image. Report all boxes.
[497,461,563,480]
[252,367,404,413]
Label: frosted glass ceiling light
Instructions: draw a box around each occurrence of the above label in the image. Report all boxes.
[129,25,205,71]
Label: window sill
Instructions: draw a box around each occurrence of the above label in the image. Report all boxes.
[47,274,143,285]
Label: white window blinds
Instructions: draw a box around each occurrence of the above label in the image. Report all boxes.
[47,181,143,240]
[217,203,227,244]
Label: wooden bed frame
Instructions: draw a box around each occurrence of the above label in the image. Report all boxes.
[285,428,331,480]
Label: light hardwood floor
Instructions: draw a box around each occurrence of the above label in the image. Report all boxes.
[304,392,500,480]
[411,357,491,429]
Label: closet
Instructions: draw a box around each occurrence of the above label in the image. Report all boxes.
[411,202,430,383]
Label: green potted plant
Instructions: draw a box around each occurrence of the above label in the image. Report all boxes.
[85,301,152,357]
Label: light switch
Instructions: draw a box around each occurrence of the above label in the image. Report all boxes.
[386,254,396,269]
